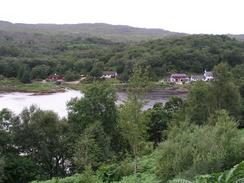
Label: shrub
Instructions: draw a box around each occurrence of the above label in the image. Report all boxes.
[31,168,102,183]
[157,110,244,181]
[169,160,244,183]
[64,71,80,81]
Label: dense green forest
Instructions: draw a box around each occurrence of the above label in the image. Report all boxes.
[1,63,244,182]
[1,24,244,82]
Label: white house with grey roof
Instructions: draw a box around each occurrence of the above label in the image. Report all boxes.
[203,70,214,81]
[190,75,204,82]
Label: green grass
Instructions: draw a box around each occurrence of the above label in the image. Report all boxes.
[0,78,63,93]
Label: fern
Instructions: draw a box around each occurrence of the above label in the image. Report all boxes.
[170,161,244,183]
[218,161,244,183]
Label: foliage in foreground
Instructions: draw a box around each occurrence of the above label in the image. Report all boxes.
[31,168,103,183]
[157,110,244,182]
[169,160,244,183]
[31,152,161,183]
[31,154,244,183]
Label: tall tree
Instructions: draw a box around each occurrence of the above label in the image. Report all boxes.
[13,106,71,179]
[118,64,151,175]
[73,122,111,171]
[17,65,31,83]
[186,81,213,125]
[212,63,241,117]
[68,81,117,136]
[118,100,148,175]
[146,103,170,147]
[128,64,151,100]
[67,81,118,169]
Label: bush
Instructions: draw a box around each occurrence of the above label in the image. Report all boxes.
[98,159,134,182]
[157,110,244,181]
[64,71,80,81]
[114,173,160,183]
[31,168,102,183]
[169,160,244,183]
[31,65,50,80]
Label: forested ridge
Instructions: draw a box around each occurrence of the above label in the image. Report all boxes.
[1,29,244,82]
[0,21,183,42]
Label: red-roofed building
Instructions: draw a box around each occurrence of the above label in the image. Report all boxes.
[170,73,189,84]
[47,74,64,81]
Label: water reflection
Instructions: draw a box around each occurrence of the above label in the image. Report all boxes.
[0,89,186,117]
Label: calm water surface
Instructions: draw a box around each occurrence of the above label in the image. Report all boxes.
[0,90,83,117]
[0,89,186,117]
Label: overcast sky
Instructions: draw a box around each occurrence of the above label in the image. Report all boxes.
[0,0,243,34]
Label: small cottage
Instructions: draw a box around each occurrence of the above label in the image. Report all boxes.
[170,73,189,84]
[101,71,118,79]
[47,74,64,81]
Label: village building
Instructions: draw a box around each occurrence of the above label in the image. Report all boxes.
[101,71,118,79]
[170,73,189,84]
[47,74,64,82]
[168,70,214,84]
[203,70,214,81]
[190,75,204,82]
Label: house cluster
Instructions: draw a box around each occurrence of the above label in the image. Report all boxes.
[169,70,214,84]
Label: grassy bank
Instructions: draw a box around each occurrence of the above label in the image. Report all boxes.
[0,78,189,94]
[63,79,126,91]
[0,78,64,93]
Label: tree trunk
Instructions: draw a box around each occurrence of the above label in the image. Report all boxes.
[133,147,138,183]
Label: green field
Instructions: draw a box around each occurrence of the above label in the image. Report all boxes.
[0,78,64,93]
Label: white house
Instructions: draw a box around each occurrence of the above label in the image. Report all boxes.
[203,70,214,81]
[101,71,118,79]
[190,75,204,82]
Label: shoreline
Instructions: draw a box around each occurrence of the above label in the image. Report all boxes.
[0,87,188,96]
[0,79,189,96]
[0,88,66,95]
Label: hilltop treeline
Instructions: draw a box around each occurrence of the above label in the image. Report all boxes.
[0,34,244,81]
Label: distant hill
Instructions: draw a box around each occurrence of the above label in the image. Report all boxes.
[0,21,243,43]
[228,34,244,41]
[0,21,184,42]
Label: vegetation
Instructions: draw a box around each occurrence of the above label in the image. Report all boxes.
[169,160,244,183]
[1,23,244,182]
[0,64,244,182]
[64,70,80,81]
[157,110,244,181]
[0,78,63,93]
